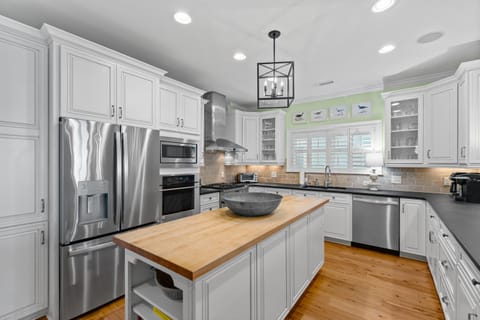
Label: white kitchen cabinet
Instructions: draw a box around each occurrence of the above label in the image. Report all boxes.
[400,199,426,256]
[290,217,309,305]
[323,203,351,242]
[308,208,325,277]
[60,45,117,122]
[242,115,260,162]
[456,270,479,320]
[384,92,424,164]
[458,67,480,166]
[291,190,319,198]
[257,228,289,320]
[426,206,440,280]
[158,80,202,135]
[259,112,286,163]
[200,192,220,213]
[117,64,157,128]
[424,80,458,164]
[202,248,256,320]
[249,186,266,193]
[263,187,292,196]
[0,222,48,320]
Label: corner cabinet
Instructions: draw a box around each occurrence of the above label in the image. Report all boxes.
[0,17,49,320]
[158,79,203,135]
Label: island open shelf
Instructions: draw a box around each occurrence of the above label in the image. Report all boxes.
[115,195,328,320]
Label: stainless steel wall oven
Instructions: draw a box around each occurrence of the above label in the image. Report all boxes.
[160,173,200,222]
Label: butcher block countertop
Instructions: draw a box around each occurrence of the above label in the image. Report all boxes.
[114,195,328,280]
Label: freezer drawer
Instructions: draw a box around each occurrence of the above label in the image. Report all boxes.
[352,195,400,251]
[60,235,124,320]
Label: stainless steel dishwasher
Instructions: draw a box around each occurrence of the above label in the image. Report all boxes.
[352,195,400,252]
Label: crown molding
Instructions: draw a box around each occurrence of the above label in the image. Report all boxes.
[0,14,46,45]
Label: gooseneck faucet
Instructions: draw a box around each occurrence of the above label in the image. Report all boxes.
[324,165,332,188]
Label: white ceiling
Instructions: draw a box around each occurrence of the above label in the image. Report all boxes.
[1,0,479,108]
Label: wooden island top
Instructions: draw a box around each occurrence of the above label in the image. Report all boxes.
[114,195,328,280]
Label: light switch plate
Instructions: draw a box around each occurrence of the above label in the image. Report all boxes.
[271,171,277,178]
[443,177,450,186]
[391,175,402,184]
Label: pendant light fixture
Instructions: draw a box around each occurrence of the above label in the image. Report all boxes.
[257,30,295,109]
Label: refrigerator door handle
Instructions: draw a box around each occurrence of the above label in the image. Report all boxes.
[115,131,123,225]
[68,241,117,257]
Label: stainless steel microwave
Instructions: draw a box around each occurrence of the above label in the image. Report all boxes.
[160,136,198,168]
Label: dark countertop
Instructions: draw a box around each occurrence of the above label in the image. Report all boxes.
[249,183,480,271]
[200,188,219,195]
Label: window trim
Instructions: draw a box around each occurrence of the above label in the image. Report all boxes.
[286,120,383,174]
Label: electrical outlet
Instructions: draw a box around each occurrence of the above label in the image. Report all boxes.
[391,175,402,184]
[271,171,277,178]
[220,171,224,178]
[443,176,451,186]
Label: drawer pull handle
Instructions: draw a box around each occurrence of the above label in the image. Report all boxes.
[468,314,478,320]
[442,233,448,238]
[441,260,449,269]
[472,279,480,286]
[441,296,449,306]
[430,215,434,219]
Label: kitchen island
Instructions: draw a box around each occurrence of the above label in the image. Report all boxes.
[114,195,328,320]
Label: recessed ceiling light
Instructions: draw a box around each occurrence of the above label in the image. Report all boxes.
[174,11,192,24]
[233,52,246,61]
[378,44,396,54]
[417,32,444,44]
[371,0,396,13]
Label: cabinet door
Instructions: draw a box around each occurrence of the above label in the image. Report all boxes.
[400,199,426,256]
[0,134,46,227]
[257,229,289,320]
[0,32,46,130]
[324,203,352,241]
[158,84,180,130]
[243,115,259,162]
[117,65,157,128]
[0,222,47,319]
[308,208,325,278]
[467,70,480,165]
[424,82,458,164]
[60,45,116,122]
[180,91,201,134]
[260,116,277,162]
[385,93,423,164]
[458,75,469,164]
[202,248,256,320]
[290,217,309,305]
[426,213,439,281]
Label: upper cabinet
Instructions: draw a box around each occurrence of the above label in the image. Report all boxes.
[384,92,424,164]
[458,67,480,166]
[158,78,203,135]
[424,80,458,164]
[227,109,286,165]
[383,60,480,168]
[44,24,166,129]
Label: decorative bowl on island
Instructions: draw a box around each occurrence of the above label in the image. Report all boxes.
[222,192,283,217]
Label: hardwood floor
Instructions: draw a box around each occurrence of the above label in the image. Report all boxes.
[78,242,444,320]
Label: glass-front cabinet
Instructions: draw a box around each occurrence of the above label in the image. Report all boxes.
[260,116,277,162]
[385,93,424,164]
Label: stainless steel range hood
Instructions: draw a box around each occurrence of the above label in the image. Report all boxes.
[203,91,247,152]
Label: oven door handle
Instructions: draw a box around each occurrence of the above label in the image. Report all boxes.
[159,185,198,192]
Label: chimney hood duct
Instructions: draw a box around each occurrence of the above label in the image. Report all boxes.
[203,91,247,152]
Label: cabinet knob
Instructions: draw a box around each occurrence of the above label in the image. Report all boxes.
[441,260,449,269]
[442,233,448,238]
[472,279,480,286]
[441,296,449,306]
[468,313,478,320]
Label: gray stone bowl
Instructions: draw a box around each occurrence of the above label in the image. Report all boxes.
[223,192,283,217]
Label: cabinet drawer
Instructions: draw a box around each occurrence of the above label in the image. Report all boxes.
[317,192,352,204]
[291,190,319,198]
[458,246,480,297]
[200,193,219,206]
[263,187,291,196]
[200,204,220,213]
[438,273,456,320]
[438,239,457,296]
[438,221,457,256]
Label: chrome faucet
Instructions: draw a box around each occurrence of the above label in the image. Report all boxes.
[324,165,332,188]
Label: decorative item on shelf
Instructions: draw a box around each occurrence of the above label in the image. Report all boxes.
[365,152,384,191]
[311,109,328,121]
[257,30,294,109]
[330,105,348,119]
[352,102,372,117]
[292,111,306,124]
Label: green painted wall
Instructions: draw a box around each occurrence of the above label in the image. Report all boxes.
[285,91,384,129]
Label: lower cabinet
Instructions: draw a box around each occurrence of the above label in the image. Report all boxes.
[308,208,325,277]
[400,198,426,256]
[290,217,310,305]
[202,248,256,320]
[456,268,479,320]
[0,222,48,320]
[257,228,290,320]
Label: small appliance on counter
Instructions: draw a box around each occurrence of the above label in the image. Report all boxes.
[238,173,258,183]
[450,172,480,203]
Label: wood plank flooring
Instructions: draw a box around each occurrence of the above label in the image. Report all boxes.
[78,242,444,320]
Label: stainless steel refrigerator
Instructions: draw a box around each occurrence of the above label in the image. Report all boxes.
[59,118,160,320]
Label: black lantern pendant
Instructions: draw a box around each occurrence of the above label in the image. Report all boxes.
[257,30,295,109]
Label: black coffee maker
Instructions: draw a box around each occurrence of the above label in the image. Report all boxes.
[450,172,480,203]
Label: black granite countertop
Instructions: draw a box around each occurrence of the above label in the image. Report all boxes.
[200,188,219,195]
[250,182,480,271]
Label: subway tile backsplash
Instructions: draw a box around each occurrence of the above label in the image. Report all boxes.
[200,153,479,194]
